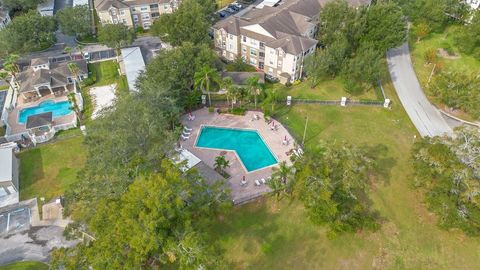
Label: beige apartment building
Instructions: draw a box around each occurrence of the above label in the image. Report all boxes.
[213,0,370,83]
[95,0,179,29]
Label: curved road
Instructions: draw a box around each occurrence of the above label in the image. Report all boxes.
[387,43,453,137]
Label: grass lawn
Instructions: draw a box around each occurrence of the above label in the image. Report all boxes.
[18,133,86,202]
[267,78,382,101]
[0,262,48,270]
[88,60,120,87]
[410,25,480,120]
[209,82,480,269]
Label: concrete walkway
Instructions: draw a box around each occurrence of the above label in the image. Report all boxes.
[387,43,453,137]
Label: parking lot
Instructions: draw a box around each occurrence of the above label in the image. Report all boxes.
[216,1,247,19]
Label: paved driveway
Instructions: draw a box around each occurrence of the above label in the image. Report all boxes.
[387,43,453,137]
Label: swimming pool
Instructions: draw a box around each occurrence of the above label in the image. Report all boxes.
[196,126,278,172]
[18,100,73,124]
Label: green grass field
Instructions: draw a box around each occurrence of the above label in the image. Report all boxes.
[269,78,382,101]
[18,133,86,201]
[0,261,48,270]
[410,25,480,120]
[88,60,120,87]
[209,82,480,269]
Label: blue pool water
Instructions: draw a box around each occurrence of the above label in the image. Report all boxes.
[196,126,278,172]
[18,100,73,124]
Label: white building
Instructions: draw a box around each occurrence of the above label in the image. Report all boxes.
[0,143,19,208]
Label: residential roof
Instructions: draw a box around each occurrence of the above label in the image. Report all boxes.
[26,112,53,129]
[31,58,49,66]
[0,146,13,183]
[95,0,129,11]
[121,47,145,92]
[17,59,88,93]
[222,72,265,85]
[214,0,369,55]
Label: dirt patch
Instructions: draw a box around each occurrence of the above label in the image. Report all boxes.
[437,48,460,59]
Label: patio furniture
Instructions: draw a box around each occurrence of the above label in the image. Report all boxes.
[184,126,193,132]
[181,134,190,141]
[183,130,192,136]
[188,113,195,121]
[255,180,261,186]
[260,178,266,184]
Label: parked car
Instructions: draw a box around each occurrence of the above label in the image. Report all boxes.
[229,4,240,11]
[218,10,228,18]
[226,7,236,13]
[83,52,90,60]
[233,2,242,8]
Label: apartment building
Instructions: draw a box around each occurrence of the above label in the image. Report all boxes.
[95,0,179,29]
[213,0,370,83]
[0,7,11,29]
[465,0,479,9]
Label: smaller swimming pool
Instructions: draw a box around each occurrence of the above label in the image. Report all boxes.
[196,126,278,172]
[18,100,73,124]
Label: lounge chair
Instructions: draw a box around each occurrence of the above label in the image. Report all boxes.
[184,126,193,132]
[181,134,190,141]
[182,130,191,136]
[255,180,261,186]
[298,148,304,155]
[260,178,266,184]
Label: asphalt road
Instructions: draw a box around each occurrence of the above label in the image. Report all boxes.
[387,43,453,137]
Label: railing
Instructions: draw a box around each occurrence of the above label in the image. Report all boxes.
[233,190,268,205]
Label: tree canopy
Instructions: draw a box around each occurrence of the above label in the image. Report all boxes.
[151,0,214,46]
[454,10,480,60]
[307,0,404,91]
[412,127,480,235]
[295,143,380,236]
[97,23,135,51]
[2,0,44,14]
[56,5,92,38]
[54,162,230,269]
[0,10,56,53]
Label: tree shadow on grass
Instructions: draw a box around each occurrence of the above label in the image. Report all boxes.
[19,148,44,196]
[363,144,397,186]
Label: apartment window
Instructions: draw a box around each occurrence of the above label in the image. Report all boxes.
[250,58,257,65]
[113,19,118,23]
[131,7,136,11]
[269,60,273,65]
[242,46,246,53]
[229,44,233,50]
[229,34,233,40]
[120,10,125,15]
[122,19,127,24]
[259,62,264,69]
[111,9,116,15]
[142,13,150,20]
[242,36,246,42]
[259,42,264,48]
[140,6,148,11]
[143,22,151,28]
[151,12,160,18]
[133,15,139,22]
[250,49,257,56]
[164,4,170,9]
[259,52,265,58]
[150,4,158,9]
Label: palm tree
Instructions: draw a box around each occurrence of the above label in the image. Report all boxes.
[214,155,230,175]
[194,66,220,107]
[68,62,81,89]
[64,46,73,60]
[245,75,260,109]
[3,54,20,80]
[221,76,234,108]
[267,161,295,201]
[0,70,15,91]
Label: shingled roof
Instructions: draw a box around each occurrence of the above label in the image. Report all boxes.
[94,0,129,11]
[26,112,53,129]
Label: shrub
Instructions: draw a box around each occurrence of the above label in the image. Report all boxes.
[229,107,246,115]
[81,77,95,87]
[443,44,455,56]
[424,48,437,64]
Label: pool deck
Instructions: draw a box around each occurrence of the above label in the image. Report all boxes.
[180,108,295,204]
[6,94,76,135]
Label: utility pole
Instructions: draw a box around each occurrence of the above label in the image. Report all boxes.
[302,116,308,146]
